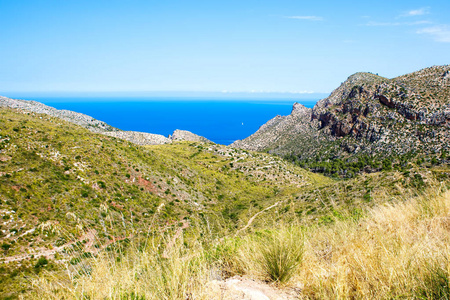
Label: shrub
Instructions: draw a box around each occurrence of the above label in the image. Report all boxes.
[1,243,11,251]
[34,257,48,269]
[97,181,106,189]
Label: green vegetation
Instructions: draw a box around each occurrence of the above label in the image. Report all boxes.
[0,106,449,299]
[285,150,448,179]
[28,186,450,299]
[234,66,450,176]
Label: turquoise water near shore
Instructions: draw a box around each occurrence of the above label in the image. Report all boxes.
[31,98,318,145]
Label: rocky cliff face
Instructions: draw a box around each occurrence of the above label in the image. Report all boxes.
[231,102,321,153]
[0,96,211,145]
[231,65,450,159]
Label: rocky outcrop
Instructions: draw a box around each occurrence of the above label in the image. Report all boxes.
[232,65,450,158]
[104,131,171,145]
[0,96,212,146]
[0,96,118,133]
[105,129,212,145]
[231,103,320,153]
[170,129,211,143]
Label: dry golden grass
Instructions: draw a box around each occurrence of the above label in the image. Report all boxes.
[28,235,211,300]
[238,226,304,284]
[299,185,450,299]
[29,185,450,299]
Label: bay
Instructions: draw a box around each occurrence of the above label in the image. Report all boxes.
[31,98,318,145]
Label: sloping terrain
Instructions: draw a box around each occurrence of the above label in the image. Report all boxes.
[0,97,449,299]
[231,65,450,175]
[0,107,322,248]
[0,107,329,298]
[29,187,450,300]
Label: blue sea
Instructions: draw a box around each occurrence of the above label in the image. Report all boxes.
[31,98,318,145]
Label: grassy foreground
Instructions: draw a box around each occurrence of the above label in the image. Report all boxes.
[29,185,450,299]
[1,107,449,299]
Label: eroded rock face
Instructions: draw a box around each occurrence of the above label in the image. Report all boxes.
[230,103,320,153]
[232,65,450,158]
[376,95,395,108]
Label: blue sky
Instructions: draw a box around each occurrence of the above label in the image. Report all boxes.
[0,0,449,96]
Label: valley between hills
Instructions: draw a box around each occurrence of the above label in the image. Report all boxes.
[0,65,449,299]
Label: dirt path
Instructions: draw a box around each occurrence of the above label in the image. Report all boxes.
[208,276,301,300]
[1,230,97,263]
[235,201,284,236]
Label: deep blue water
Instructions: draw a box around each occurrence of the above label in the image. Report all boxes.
[32,98,318,145]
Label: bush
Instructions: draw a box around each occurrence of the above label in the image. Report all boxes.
[97,181,106,189]
[1,243,11,251]
[34,257,48,268]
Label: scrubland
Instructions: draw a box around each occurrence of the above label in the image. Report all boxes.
[1,107,449,299]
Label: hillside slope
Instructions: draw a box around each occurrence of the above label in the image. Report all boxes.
[1,104,449,298]
[231,65,450,162]
[0,107,331,262]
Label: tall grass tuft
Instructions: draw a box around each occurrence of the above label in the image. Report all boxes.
[29,234,210,299]
[415,257,450,300]
[240,226,304,284]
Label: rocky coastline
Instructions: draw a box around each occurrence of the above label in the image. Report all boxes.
[0,96,211,145]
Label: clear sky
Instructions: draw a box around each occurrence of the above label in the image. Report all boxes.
[0,0,449,95]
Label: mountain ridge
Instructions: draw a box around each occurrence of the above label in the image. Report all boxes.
[231,65,450,163]
[0,96,211,145]
[1,67,450,298]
